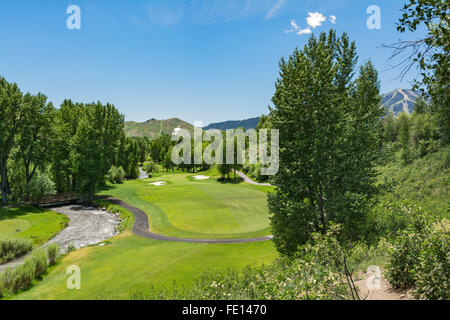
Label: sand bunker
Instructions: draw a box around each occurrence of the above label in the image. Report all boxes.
[193,175,210,180]
[148,181,167,186]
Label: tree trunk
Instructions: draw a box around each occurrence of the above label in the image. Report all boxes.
[0,156,10,204]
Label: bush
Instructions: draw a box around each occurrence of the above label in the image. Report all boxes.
[366,200,427,243]
[67,243,76,253]
[143,161,158,176]
[0,238,33,264]
[46,243,60,266]
[10,260,35,293]
[414,230,450,300]
[0,248,51,296]
[29,249,48,278]
[107,166,126,184]
[27,170,56,205]
[385,213,449,299]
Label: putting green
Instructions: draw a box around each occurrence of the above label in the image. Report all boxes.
[99,172,274,239]
[0,206,69,246]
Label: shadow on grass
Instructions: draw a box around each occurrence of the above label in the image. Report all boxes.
[216,178,245,185]
[0,205,47,222]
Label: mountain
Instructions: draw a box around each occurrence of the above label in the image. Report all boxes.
[202,117,260,131]
[124,118,193,139]
[382,88,420,115]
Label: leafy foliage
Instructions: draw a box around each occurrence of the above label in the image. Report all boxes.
[268,31,383,254]
[385,212,449,299]
[0,238,33,264]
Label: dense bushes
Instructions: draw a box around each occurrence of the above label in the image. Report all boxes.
[0,238,33,264]
[0,244,60,297]
[107,166,126,184]
[385,214,449,299]
[365,200,428,243]
[143,161,159,178]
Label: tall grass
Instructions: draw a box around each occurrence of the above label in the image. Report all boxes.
[0,238,33,264]
[0,244,60,298]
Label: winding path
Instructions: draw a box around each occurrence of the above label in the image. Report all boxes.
[236,171,273,187]
[106,197,274,244]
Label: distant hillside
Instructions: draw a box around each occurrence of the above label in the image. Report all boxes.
[382,88,420,115]
[124,118,193,138]
[203,117,260,131]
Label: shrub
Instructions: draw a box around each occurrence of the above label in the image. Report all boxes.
[29,249,48,278]
[107,166,126,184]
[414,230,450,300]
[10,260,35,293]
[27,170,56,205]
[0,238,33,264]
[385,213,449,299]
[366,200,427,243]
[46,243,60,266]
[67,243,76,253]
[143,161,158,176]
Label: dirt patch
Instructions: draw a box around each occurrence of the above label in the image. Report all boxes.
[356,271,414,300]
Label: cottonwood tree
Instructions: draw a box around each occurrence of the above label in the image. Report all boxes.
[16,93,55,196]
[0,77,23,203]
[268,31,383,255]
[51,99,84,192]
[71,102,124,202]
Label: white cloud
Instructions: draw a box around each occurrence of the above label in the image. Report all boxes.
[285,19,298,33]
[285,12,337,36]
[329,15,337,24]
[297,27,311,35]
[265,0,286,20]
[306,12,326,28]
[285,19,312,36]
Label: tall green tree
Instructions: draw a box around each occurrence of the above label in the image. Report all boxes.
[71,102,124,202]
[0,77,23,203]
[51,99,84,192]
[268,31,382,255]
[17,93,55,195]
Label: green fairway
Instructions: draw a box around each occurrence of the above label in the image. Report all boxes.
[13,229,277,300]
[99,172,274,239]
[0,206,68,247]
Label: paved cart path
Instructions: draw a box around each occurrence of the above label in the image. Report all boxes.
[106,197,274,244]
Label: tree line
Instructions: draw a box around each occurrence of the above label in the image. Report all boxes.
[0,80,148,204]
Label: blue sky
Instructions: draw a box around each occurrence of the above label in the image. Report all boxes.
[0,0,427,125]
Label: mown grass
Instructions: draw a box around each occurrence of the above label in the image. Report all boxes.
[12,229,276,300]
[9,172,277,300]
[0,206,69,247]
[98,171,274,239]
